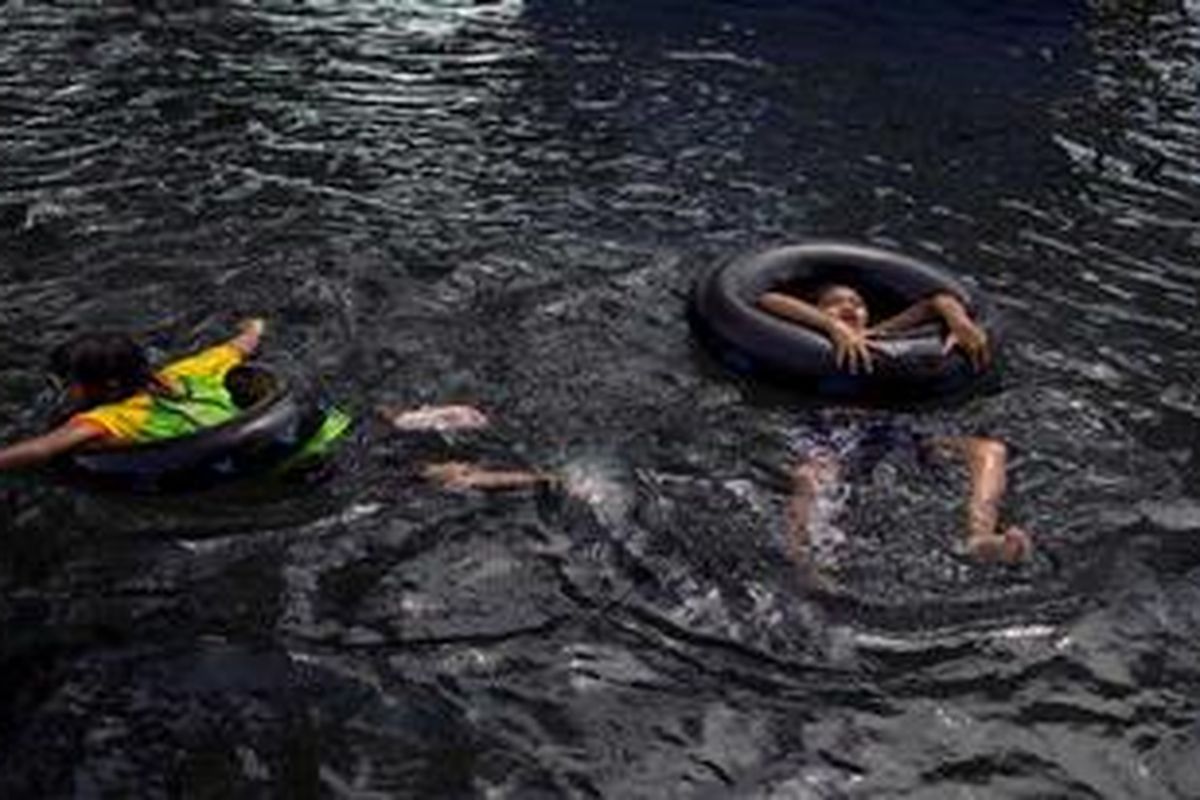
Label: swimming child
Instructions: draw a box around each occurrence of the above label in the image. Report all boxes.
[0,320,554,492]
[758,283,1031,565]
[0,318,275,471]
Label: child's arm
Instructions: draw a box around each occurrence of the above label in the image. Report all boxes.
[868,298,939,335]
[159,317,266,382]
[870,292,990,370]
[227,318,265,357]
[0,423,105,472]
[758,292,838,335]
[869,292,977,335]
[928,293,989,370]
[758,292,877,373]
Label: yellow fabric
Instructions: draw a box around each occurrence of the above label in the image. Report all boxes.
[159,343,244,382]
[70,344,245,443]
[70,393,155,442]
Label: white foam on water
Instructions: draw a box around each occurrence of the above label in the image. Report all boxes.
[852,623,1058,651]
[559,455,634,530]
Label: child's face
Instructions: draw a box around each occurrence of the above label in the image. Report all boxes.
[817,285,869,330]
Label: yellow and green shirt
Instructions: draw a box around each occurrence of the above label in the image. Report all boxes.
[69,344,246,443]
[67,343,352,463]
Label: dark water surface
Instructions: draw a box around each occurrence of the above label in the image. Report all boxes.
[3,1,1200,797]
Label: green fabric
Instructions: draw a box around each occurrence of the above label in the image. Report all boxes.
[141,375,240,441]
[139,373,351,473]
[140,379,351,471]
[278,406,353,471]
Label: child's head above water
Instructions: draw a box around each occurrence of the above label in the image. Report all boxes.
[810,283,869,331]
[49,332,153,406]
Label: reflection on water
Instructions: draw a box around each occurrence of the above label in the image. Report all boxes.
[2,1,1200,797]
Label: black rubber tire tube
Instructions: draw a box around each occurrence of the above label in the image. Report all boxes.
[60,369,327,492]
[689,241,1000,402]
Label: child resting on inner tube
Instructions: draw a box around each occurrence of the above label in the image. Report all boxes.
[0,319,330,471]
[0,319,553,491]
[757,284,1032,566]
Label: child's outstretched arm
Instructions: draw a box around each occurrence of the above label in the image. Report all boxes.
[0,422,104,472]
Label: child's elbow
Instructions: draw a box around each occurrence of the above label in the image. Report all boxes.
[930,291,966,311]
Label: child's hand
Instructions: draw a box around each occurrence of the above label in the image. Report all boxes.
[238,318,266,337]
[230,318,266,356]
[942,315,990,371]
[931,294,990,371]
[827,320,882,374]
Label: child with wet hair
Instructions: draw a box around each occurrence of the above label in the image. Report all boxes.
[0,319,554,492]
[0,319,268,471]
[758,283,1031,565]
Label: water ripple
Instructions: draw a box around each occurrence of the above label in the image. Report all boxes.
[2,2,1199,797]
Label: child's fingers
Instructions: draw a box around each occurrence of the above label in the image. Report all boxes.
[858,343,873,374]
[978,339,992,369]
[970,341,988,371]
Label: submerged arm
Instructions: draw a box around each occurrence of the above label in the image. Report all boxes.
[0,423,105,472]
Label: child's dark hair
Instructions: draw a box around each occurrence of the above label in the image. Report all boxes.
[49,332,152,398]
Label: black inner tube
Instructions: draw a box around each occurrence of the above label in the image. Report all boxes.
[690,241,1000,402]
[60,366,326,492]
